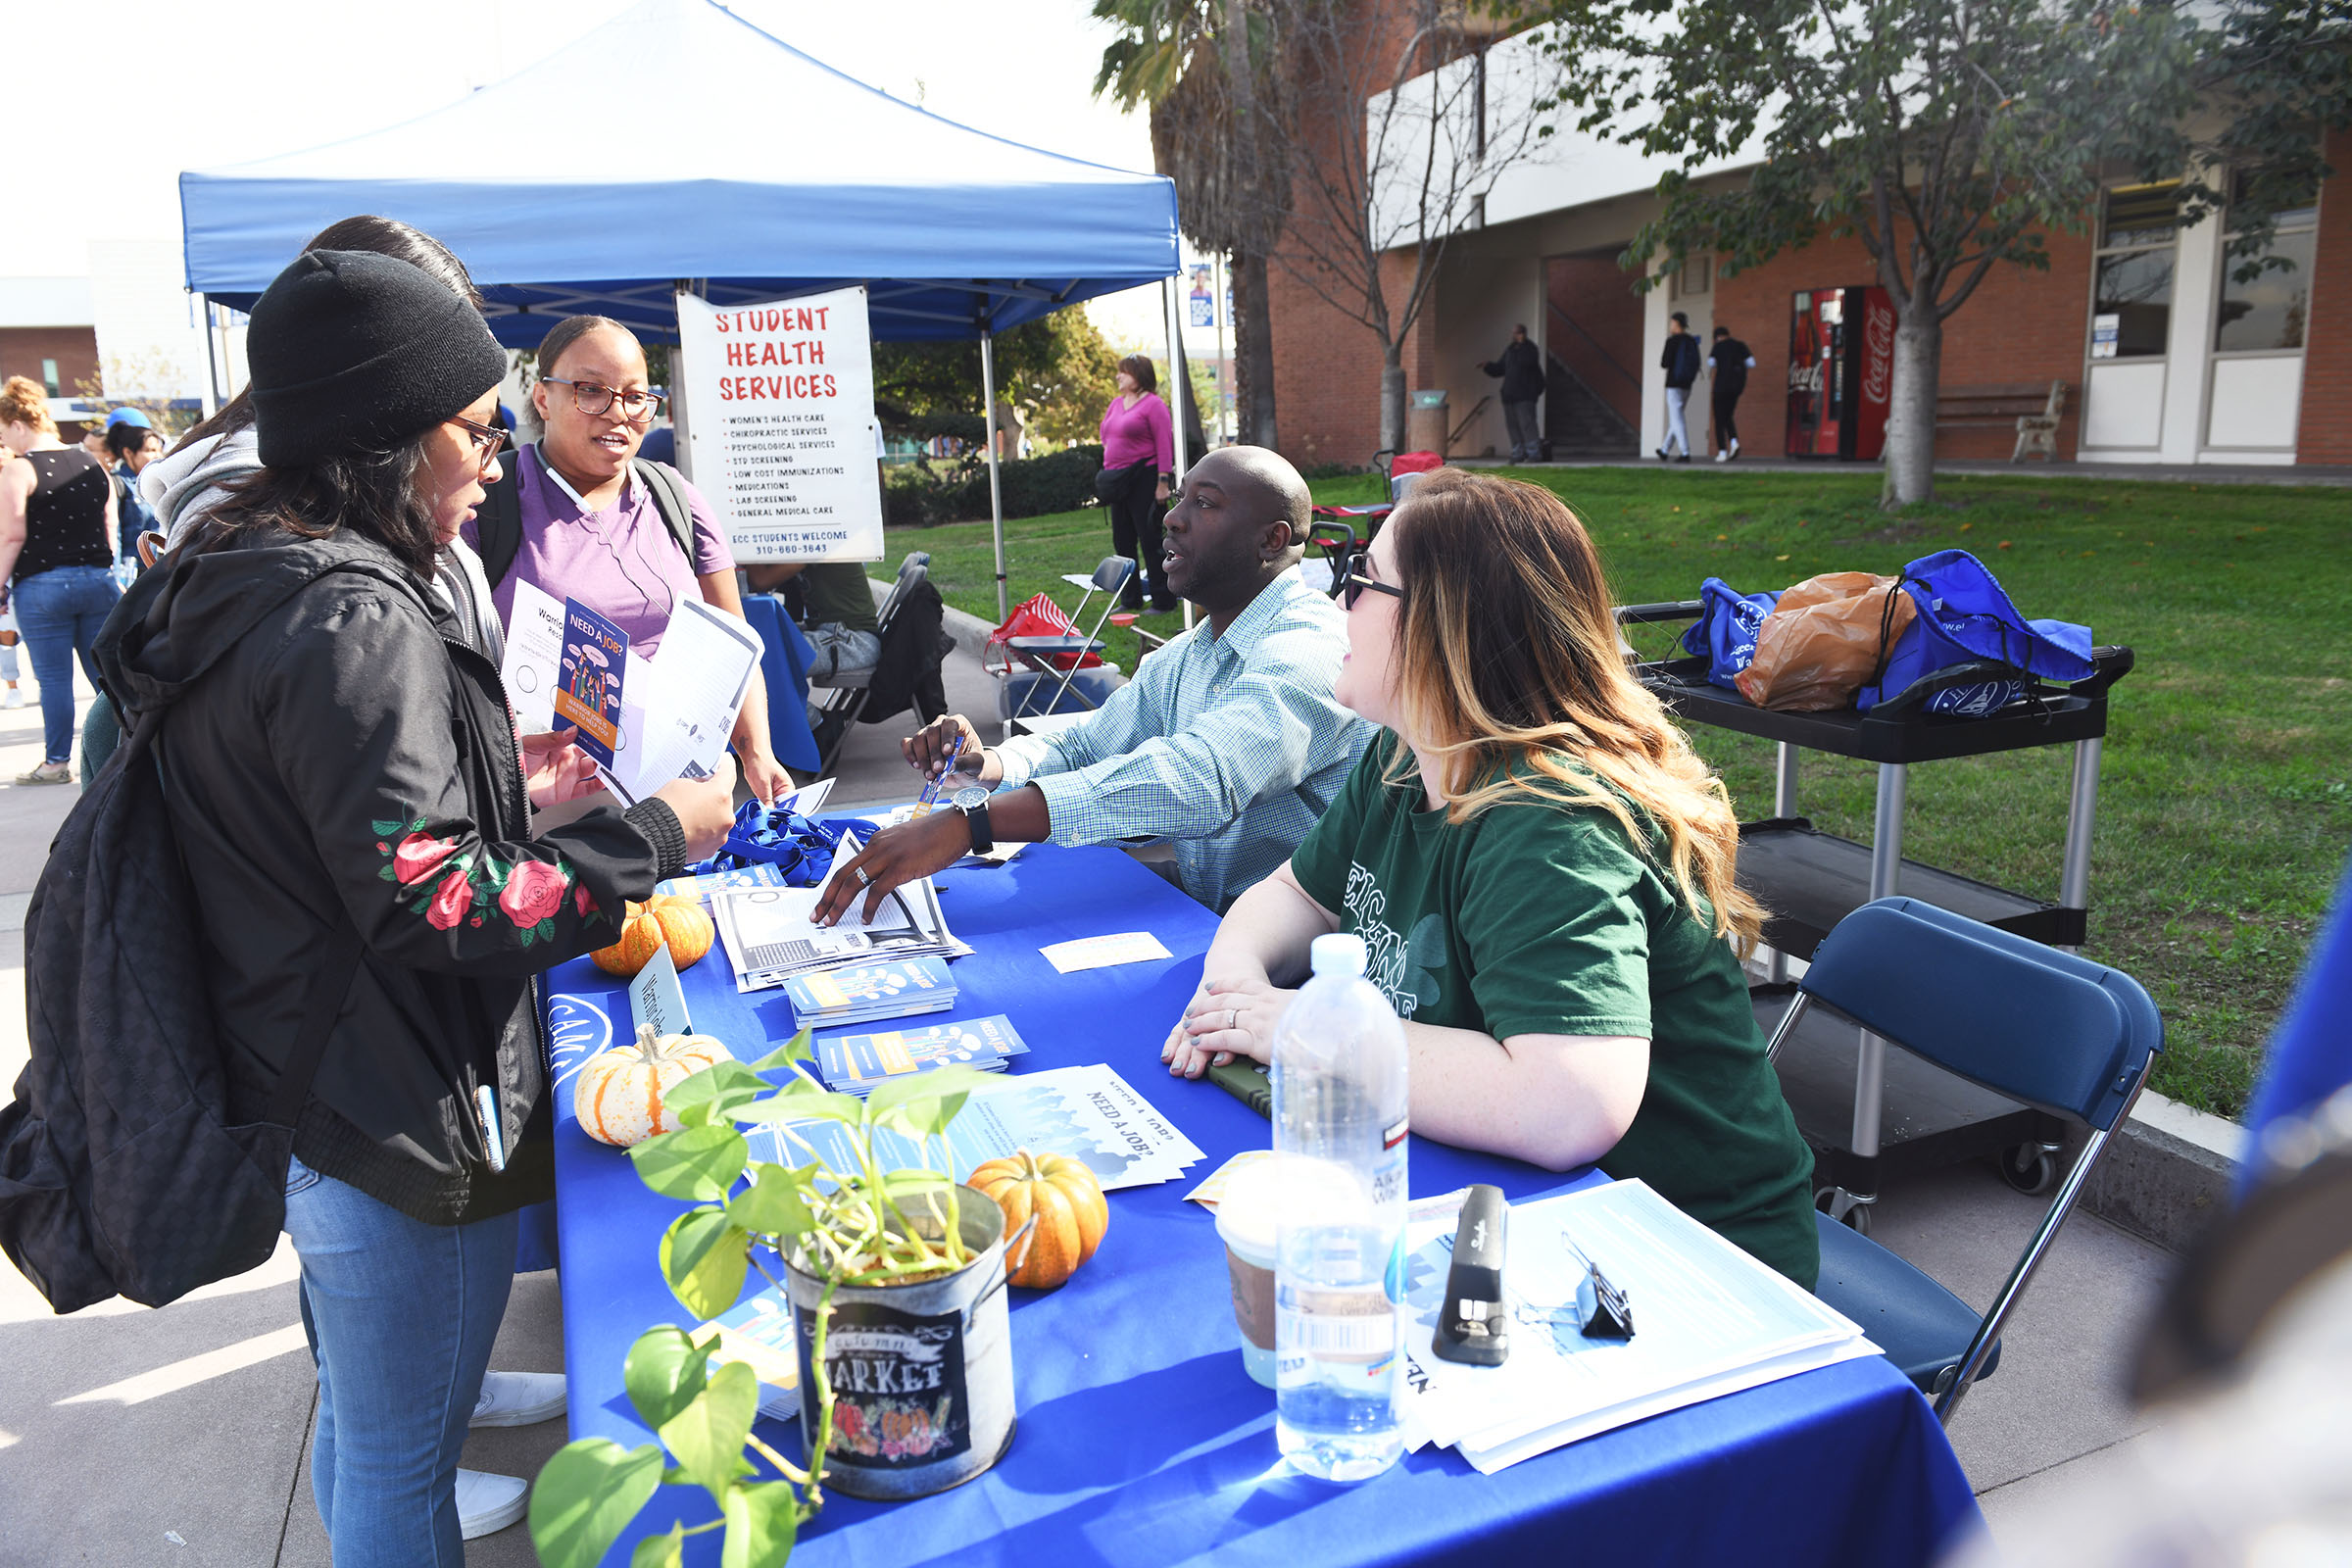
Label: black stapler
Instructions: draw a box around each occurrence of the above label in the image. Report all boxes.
[1431,1184,1509,1366]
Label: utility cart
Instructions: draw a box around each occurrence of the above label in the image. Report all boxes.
[1617,603,2134,1234]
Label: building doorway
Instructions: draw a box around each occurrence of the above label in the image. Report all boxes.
[1544,248,1644,456]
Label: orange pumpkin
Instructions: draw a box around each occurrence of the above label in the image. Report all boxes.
[574,1023,732,1147]
[968,1149,1108,1289]
[592,894,715,977]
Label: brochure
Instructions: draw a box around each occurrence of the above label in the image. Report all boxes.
[691,1285,801,1424]
[815,1015,1029,1097]
[500,579,567,733]
[553,597,629,767]
[713,868,968,994]
[784,956,958,1030]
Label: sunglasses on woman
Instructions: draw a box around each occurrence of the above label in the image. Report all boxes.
[1342,549,1404,610]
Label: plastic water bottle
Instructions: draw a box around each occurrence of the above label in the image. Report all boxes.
[1272,932,1409,1482]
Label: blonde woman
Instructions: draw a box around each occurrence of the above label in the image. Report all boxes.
[0,375,121,782]
[1163,467,1818,1286]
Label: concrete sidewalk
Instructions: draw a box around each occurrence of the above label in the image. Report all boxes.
[0,627,2185,1564]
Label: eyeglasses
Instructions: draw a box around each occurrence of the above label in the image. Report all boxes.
[445,415,510,479]
[540,376,666,423]
[1341,551,1404,611]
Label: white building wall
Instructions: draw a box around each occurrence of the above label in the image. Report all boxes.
[87,240,212,403]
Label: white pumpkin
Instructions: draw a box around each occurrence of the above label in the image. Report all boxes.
[575,1024,732,1148]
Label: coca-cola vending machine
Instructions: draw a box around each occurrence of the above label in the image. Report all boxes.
[1785,285,1894,461]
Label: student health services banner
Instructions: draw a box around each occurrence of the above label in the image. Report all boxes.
[678,285,884,564]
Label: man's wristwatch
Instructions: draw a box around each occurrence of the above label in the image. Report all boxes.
[951,785,994,855]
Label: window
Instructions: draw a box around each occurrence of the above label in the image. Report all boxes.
[2089,181,2180,360]
[1674,256,1710,299]
[2215,169,2321,354]
[39,359,59,396]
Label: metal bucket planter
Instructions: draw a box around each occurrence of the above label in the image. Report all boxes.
[784,1185,1015,1500]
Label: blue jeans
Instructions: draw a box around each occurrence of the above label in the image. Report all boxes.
[284,1156,517,1568]
[12,564,121,763]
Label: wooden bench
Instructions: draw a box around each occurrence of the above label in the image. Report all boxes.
[1935,380,2070,463]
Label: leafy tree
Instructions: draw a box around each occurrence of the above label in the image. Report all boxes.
[1522,0,2352,506]
[870,310,1124,451]
[1093,0,1291,447]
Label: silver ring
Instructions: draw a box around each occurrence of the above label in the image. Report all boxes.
[1227,1008,1238,1031]
[853,866,870,887]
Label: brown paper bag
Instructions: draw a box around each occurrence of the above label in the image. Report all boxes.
[1735,571,1918,711]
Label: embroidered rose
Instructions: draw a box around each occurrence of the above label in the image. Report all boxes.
[393,832,460,887]
[499,859,569,928]
[427,869,473,931]
[573,882,601,920]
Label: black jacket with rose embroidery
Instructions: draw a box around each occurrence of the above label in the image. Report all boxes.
[95,527,688,1224]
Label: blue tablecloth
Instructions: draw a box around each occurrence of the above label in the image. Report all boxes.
[546,843,1982,1568]
[740,593,820,773]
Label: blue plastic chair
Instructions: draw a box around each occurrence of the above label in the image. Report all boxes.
[1765,897,2164,1424]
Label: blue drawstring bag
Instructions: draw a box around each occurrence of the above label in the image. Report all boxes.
[1857,549,2094,714]
[686,800,847,886]
[1680,577,1782,691]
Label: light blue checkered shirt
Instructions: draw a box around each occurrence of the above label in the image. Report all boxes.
[993,568,1373,911]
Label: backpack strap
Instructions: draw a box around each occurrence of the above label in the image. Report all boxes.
[264,923,365,1130]
[476,461,524,590]
[632,459,701,572]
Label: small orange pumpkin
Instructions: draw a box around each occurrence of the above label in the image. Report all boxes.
[592,894,715,977]
[968,1149,1108,1289]
[574,1023,732,1147]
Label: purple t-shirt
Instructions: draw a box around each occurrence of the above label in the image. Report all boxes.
[466,444,735,658]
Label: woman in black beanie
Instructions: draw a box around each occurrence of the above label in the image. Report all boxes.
[95,249,735,1566]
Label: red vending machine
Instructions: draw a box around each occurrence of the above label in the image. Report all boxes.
[1785,286,1894,460]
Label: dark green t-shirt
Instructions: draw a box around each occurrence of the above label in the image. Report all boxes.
[1290,734,1818,1288]
[800,562,878,634]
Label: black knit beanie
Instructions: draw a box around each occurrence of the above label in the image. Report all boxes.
[246,249,508,466]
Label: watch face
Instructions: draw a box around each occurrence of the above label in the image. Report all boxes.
[953,785,990,811]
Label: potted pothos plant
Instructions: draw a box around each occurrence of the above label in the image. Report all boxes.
[528,1030,1015,1568]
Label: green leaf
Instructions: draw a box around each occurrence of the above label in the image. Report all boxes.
[527,1439,663,1568]
[631,1124,750,1202]
[538,917,556,940]
[725,1162,814,1239]
[733,1087,864,1127]
[865,1064,995,1137]
[378,865,396,882]
[371,818,404,837]
[660,1208,751,1319]
[519,925,537,949]
[659,1359,758,1501]
[621,1324,711,1433]
[667,1060,771,1128]
[748,1028,814,1072]
[631,1526,685,1568]
[720,1479,800,1568]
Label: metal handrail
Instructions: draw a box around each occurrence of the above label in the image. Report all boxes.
[1546,301,1642,393]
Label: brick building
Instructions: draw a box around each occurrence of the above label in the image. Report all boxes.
[1265,27,2348,471]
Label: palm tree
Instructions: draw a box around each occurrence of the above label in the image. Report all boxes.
[1093,0,1291,450]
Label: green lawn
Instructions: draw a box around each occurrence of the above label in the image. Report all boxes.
[888,468,2352,1120]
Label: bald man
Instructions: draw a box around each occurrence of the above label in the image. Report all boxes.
[816,446,1374,918]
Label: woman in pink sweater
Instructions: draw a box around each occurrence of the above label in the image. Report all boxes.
[1098,354,1177,612]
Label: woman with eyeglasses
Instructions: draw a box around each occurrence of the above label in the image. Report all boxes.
[1162,468,1818,1287]
[97,250,737,1564]
[466,314,789,804]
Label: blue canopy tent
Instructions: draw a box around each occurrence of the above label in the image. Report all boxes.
[176,0,1182,616]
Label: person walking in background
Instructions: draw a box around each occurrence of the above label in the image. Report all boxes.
[104,410,163,564]
[1709,324,1756,462]
[1097,354,1177,613]
[1657,312,1700,463]
[1481,323,1545,464]
[0,375,121,784]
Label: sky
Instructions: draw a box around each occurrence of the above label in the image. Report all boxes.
[5,0,1181,347]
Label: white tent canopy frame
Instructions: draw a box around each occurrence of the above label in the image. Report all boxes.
[176,0,1183,620]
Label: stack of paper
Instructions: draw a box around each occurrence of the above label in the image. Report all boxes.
[1395,1180,1879,1473]
[657,862,789,911]
[691,1287,800,1424]
[751,1063,1204,1193]
[815,1014,1028,1097]
[784,956,959,1030]
[711,866,969,994]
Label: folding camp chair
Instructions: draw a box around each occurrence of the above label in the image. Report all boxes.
[808,551,931,776]
[1006,556,1134,720]
[1767,896,2163,1425]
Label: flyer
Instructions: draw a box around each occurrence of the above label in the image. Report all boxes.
[554,597,629,766]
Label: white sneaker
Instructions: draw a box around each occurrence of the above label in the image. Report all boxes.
[470,1370,567,1428]
[1715,450,1729,463]
[455,1468,528,1540]
[2,688,22,709]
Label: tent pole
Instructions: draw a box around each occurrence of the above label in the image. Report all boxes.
[982,328,1008,623]
[668,278,705,482]
[198,294,220,417]
[1164,277,1193,632]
